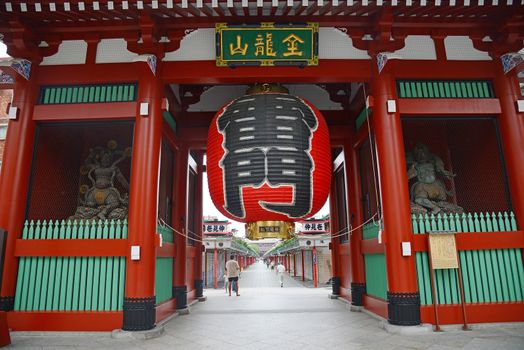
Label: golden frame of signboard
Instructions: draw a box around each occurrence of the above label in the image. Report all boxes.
[216,22,319,67]
[427,231,470,332]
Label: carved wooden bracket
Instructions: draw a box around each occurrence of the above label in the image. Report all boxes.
[337,9,406,57]
[471,15,524,58]
[126,11,187,59]
[3,20,59,64]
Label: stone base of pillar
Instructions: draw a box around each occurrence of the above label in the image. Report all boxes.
[194,279,204,298]
[172,285,188,310]
[387,291,421,326]
[122,296,156,331]
[351,283,366,306]
[331,276,341,296]
[0,297,14,312]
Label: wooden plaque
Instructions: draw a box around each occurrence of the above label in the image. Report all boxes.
[428,233,459,269]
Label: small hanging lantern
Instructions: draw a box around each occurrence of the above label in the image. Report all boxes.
[207,84,331,235]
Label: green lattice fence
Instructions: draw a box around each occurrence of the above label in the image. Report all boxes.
[156,226,174,304]
[38,83,137,104]
[397,80,494,99]
[412,212,524,305]
[14,220,127,311]
[362,222,388,299]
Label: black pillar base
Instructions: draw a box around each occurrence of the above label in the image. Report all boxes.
[0,296,14,311]
[387,292,421,326]
[194,279,204,298]
[173,285,187,309]
[331,276,341,296]
[122,296,156,331]
[351,283,366,306]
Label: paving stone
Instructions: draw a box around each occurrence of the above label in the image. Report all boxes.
[9,261,524,349]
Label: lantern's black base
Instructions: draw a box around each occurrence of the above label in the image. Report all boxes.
[173,286,187,309]
[387,292,421,326]
[122,296,156,331]
[351,283,366,306]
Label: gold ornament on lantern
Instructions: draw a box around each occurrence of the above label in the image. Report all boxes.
[245,221,294,240]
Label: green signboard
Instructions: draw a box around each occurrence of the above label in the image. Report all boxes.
[216,23,319,67]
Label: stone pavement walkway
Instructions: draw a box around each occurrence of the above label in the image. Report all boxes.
[8,260,524,349]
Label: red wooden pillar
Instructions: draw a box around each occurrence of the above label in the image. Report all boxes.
[346,141,366,305]
[173,143,189,309]
[328,176,341,295]
[301,250,305,282]
[312,247,318,288]
[213,248,218,289]
[371,62,419,325]
[204,251,208,287]
[193,152,205,298]
[293,253,297,277]
[287,254,291,273]
[123,63,163,331]
[0,65,39,312]
[493,66,524,231]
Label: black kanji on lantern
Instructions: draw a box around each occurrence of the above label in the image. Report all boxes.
[217,94,318,219]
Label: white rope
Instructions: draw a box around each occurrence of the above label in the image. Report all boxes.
[362,83,384,227]
[329,212,379,239]
[158,218,205,243]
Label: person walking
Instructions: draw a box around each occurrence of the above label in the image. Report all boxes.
[225,255,240,296]
[223,271,229,293]
[276,262,286,287]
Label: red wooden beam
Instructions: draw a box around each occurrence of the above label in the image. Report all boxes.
[361,238,385,254]
[162,60,372,84]
[412,231,524,252]
[398,99,501,116]
[353,119,371,150]
[7,311,122,331]
[329,125,353,146]
[420,303,524,325]
[393,60,497,79]
[156,242,176,258]
[0,84,15,90]
[338,243,351,256]
[363,295,388,319]
[156,299,177,323]
[33,102,136,121]
[14,239,128,257]
[38,64,138,84]
[187,246,197,259]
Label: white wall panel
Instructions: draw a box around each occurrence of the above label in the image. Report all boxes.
[96,38,138,63]
[393,35,436,60]
[318,28,370,59]
[445,36,491,61]
[41,40,87,65]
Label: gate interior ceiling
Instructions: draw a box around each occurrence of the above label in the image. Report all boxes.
[0,2,521,42]
[170,83,356,128]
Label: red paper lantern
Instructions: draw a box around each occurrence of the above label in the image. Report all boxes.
[207,92,331,223]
